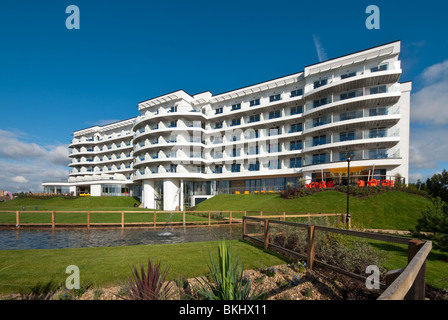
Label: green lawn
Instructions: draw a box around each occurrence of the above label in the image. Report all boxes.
[0,240,288,294]
[194,191,433,231]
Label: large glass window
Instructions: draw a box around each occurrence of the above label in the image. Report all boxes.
[231,163,241,172]
[313,97,328,108]
[289,123,302,133]
[248,161,260,171]
[369,85,387,94]
[312,153,327,164]
[369,128,387,138]
[249,114,260,123]
[290,140,302,150]
[231,103,241,111]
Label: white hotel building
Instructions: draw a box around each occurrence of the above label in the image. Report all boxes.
[43,41,411,211]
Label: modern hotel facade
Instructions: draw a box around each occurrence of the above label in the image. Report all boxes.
[43,41,411,211]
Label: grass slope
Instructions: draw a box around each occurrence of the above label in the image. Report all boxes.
[194,191,433,231]
[0,196,142,212]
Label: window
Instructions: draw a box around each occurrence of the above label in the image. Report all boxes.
[370,85,387,94]
[230,118,241,127]
[231,103,241,111]
[169,164,177,173]
[369,149,387,159]
[268,160,281,170]
[290,89,303,97]
[269,94,281,102]
[313,97,328,108]
[340,111,358,121]
[312,153,327,164]
[249,161,260,171]
[246,129,259,139]
[340,91,356,100]
[249,114,260,123]
[250,99,260,107]
[289,157,302,168]
[341,72,356,79]
[268,143,280,153]
[169,106,177,113]
[269,110,281,119]
[369,128,387,138]
[231,163,241,172]
[215,107,223,115]
[290,105,303,115]
[168,121,177,128]
[215,165,223,174]
[371,64,388,73]
[214,121,223,129]
[290,140,302,150]
[340,131,355,141]
[268,126,281,136]
[340,151,355,161]
[369,107,387,116]
[312,135,327,146]
[313,116,329,127]
[232,147,240,157]
[289,123,302,133]
[247,145,259,155]
[313,79,328,89]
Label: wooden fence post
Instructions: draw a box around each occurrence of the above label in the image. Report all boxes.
[51,211,55,229]
[282,212,285,221]
[242,217,247,238]
[264,219,270,250]
[307,225,316,270]
[16,211,20,227]
[183,211,185,226]
[229,211,232,225]
[121,211,125,228]
[406,239,426,300]
[154,211,157,228]
[87,211,90,229]
[208,211,211,226]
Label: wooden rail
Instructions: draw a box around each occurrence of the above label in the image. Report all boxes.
[0,210,346,229]
[242,216,432,300]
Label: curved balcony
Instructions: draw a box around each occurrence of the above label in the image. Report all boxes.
[303,84,401,118]
[133,109,206,130]
[304,64,402,101]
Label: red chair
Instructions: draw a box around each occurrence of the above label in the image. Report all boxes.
[368,179,378,186]
[382,179,390,187]
[305,183,310,189]
[327,181,334,188]
[357,180,365,187]
[320,181,326,188]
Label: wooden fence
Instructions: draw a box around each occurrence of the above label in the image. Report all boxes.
[242,216,432,300]
[0,210,348,229]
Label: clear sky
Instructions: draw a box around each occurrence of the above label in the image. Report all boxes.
[0,0,447,192]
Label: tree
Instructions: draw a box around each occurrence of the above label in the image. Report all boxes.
[413,197,448,252]
[425,169,448,203]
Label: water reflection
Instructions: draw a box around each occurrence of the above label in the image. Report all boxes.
[0,225,242,250]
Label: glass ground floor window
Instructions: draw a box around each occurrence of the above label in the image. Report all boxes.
[102,184,130,196]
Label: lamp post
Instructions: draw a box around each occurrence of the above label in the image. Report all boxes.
[346,156,351,228]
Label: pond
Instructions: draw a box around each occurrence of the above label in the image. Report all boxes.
[0,225,242,250]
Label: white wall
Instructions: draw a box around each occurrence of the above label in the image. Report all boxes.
[142,180,155,209]
[163,179,180,211]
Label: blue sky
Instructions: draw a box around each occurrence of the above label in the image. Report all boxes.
[0,0,447,192]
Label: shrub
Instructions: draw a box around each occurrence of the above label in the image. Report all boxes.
[194,241,265,300]
[121,258,175,300]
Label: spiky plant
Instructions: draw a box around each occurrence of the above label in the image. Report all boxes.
[195,241,265,300]
[121,258,175,300]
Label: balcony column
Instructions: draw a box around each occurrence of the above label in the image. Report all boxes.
[179,179,184,211]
